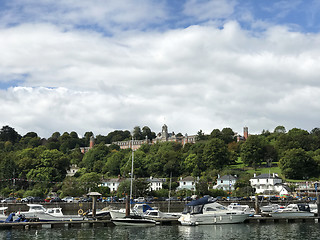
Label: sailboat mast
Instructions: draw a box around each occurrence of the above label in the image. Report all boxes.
[130,135,134,201]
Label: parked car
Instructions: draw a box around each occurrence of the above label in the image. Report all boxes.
[50,197,63,203]
[21,196,34,203]
[1,197,16,203]
[62,196,74,203]
[134,197,145,202]
[80,197,92,202]
[166,197,179,201]
[32,197,44,203]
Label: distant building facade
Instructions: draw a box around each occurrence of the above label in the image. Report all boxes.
[113,124,196,150]
[147,177,165,191]
[237,127,249,142]
[250,173,282,194]
[101,177,125,192]
[177,176,198,191]
[214,175,238,191]
[66,164,80,177]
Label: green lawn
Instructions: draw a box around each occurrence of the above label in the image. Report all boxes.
[229,158,282,178]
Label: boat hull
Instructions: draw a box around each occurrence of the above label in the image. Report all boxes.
[18,212,84,221]
[179,213,249,225]
[271,212,314,218]
[111,218,156,226]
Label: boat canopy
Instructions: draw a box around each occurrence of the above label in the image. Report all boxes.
[186,196,217,206]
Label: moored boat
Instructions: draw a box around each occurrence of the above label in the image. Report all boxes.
[227,203,254,215]
[143,209,181,221]
[271,204,314,218]
[111,215,156,226]
[178,196,249,226]
[16,204,84,222]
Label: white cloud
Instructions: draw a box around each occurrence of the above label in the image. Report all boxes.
[0,0,167,32]
[183,0,237,21]
[1,12,320,137]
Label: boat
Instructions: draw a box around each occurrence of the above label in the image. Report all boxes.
[110,208,128,219]
[227,203,254,215]
[85,207,111,220]
[309,203,318,214]
[111,136,155,226]
[0,207,8,222]
[271,204,314,218]
[16,204,84,221]
[143,209,181,221]
[178,196,249,225]
[260,204,283,213]
[111,215,156,226]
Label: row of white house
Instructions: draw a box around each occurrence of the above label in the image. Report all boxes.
[100,173,292,195]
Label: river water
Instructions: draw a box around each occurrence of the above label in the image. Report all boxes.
[1,223,320,240]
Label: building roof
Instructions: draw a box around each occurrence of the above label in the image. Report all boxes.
[252,173,281,179]
[147,177,164,183]
[179,176,196,182]
[218,175,237,181]
[275,183,292,192]
[102,178,125,183]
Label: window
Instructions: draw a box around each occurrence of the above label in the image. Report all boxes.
[206,207,216,211]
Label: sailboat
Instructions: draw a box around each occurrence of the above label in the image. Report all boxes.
[111,136,156,227]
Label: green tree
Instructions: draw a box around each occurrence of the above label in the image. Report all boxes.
[133,126,143,140]
[274,126,286,134]
[78,172,101,193]
[81,143,110,172]
[141,126,156,140]
[279,148,318,179]
[240,135,265,168]
[0,125,21,143]
[221,128,235,144]
[203,138,230,170]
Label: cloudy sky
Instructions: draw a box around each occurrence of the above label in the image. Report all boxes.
[1,0,320,138]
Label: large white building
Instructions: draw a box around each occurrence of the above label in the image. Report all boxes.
[250,173,282,194]
[101,178,125,192]
[215,175,238,191]
[177,176,197,191]
[147,177,165,191]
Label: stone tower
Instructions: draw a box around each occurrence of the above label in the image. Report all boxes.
[243,127,248,140]
[161,124,169,141]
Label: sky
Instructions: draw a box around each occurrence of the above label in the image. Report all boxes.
[1,0,320,138]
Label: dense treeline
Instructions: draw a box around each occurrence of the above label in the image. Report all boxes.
[1,125,320,198]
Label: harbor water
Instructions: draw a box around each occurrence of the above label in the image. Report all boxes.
[1,223,320,240]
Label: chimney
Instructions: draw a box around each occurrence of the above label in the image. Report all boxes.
[244,127,248,140]
[89,135,95,149]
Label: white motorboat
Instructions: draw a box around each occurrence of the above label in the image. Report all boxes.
[110,139,156,227]
[110,203,154,219]
[0,207,8,222]
[110,208,128,219]
[309,203,317,214]
[143,209,181,221]
[17,204,84,221]
[178,197,249,226]
[260,204,283,213]
[86,207,111,220]
[111,215,156,226]
[227,203,254,215]
[271,204,314,218]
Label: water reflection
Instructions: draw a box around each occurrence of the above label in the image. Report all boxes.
[1,223,320,240]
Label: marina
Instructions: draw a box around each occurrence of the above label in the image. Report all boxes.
[0,215,320,230]
[1,221,320,240]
